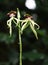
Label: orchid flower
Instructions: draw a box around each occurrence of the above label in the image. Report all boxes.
[7,10,20,36]
[21,16,40,39]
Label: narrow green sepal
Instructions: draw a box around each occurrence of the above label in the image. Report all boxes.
[30,23,38,39]
[7,19,12,37]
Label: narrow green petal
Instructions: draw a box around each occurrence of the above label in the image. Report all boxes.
[13,19,17,25]
[34,23,40,29]
[7,20,10,27]
[21,19,28,25]
[30,20,40,29]
[21,22,29,34]
[30,23,38,39]
[7,20,12,36]
[14,18,18,21]
[9,24,12,37]
[17,8,21,19]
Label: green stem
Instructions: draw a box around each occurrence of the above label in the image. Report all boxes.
[19,23,22,65]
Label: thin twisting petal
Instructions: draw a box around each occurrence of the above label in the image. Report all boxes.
[30,23,38,39]
[34,23,40,29]
[13,19,17,25]
[29,19,40,29]
[21,19,28,25]
[9,23,12,37]
[14,18,23,25]
[21,22,28,34]
[7,19,12,36]
[7,20,10,27]
[14,18,18,21]
[21,20,26,25]
[13,17,20,25]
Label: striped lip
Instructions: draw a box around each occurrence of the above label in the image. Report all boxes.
[24,14,33,19]
[7,11,16,17]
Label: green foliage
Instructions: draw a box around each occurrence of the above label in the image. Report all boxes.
[0,12,5,20]
[0,33,16,44]
[23,51,45,60]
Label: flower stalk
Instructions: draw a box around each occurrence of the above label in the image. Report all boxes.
[19,22,22,65]
[17,8,22,65]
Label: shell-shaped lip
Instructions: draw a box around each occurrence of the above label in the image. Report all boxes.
[7,11,16,16]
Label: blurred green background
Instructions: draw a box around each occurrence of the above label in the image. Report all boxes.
[0,0,48,65]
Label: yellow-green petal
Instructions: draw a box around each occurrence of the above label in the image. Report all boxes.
[21,22,29,34]
[30,22,38,39]
[7,19,12,36]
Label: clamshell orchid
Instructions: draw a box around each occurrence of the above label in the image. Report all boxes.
[6,8,40,65]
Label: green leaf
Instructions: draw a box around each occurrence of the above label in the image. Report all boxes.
[23,51,45,60]
[43,60,48,65]
[0,33,16,44]
[37,29,46,36]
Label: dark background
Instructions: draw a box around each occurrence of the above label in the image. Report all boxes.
[0,0,48,65]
